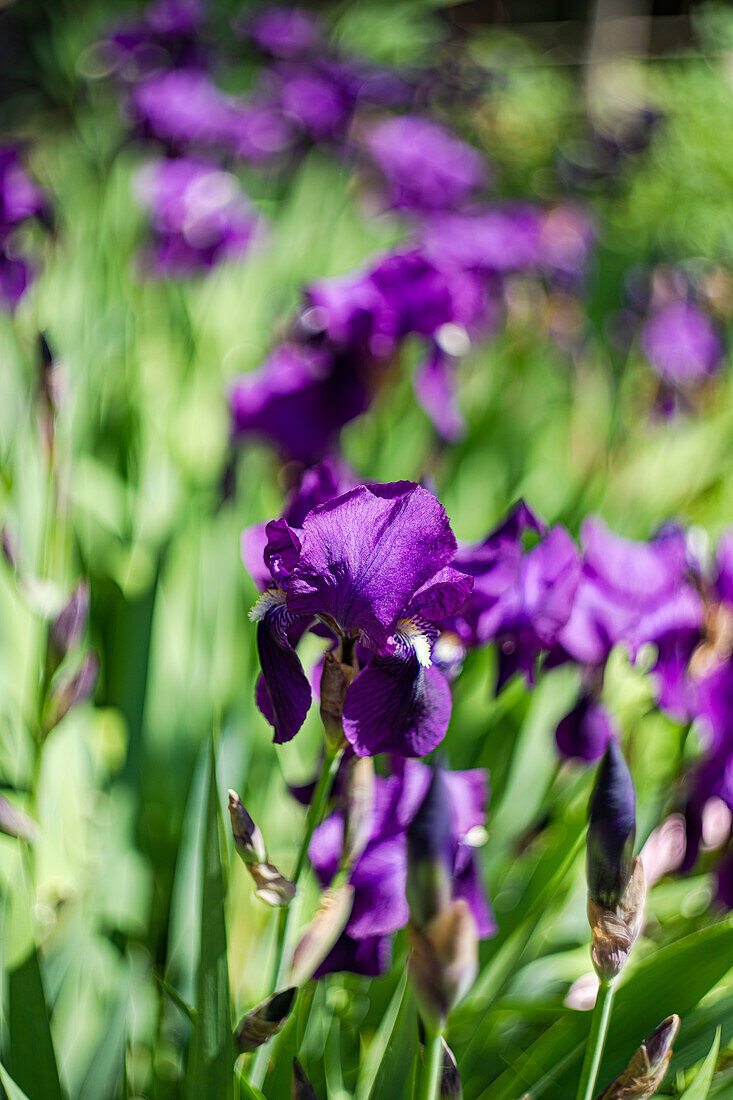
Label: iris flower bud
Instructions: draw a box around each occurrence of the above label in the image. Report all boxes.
[408,898,478,1030]
[0,795,37,842]
[49,580,89,668]
[586,741,646,981]
[292,1058,318,1100]
[234,987,297,1052]
[43,651,99,734]
[228,790,295,907]
[595,1014,679,1099]
[228,790,267,865]
[407,766,453,929]
[587,739,636,908]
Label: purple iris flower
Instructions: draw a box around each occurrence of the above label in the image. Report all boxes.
[133,157,261,275]
[364,116,487,213]
[558,517,701,671]
[241,5,324,59]
[641,302,724,386]
[229,343,369,464]
[0,146,49,311]
[551,517,701,761]
[444,502,580,688]
[309,759,493,977]
[271,59,359,144]
[248,481,472,756]
[0,146,48,230]
[128,69,237,153]
[419,205,542,276]
[102,0,206,81]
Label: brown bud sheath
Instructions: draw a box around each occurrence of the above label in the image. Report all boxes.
[588,856,646,982]
[438,1037,462,1099]
[234,987,297,1052]
[292,1058,318,1100]
[343,756,375,867]
[408,898,478,1029]
[595,1014,679,1099]
[289,884,354,986]
[319,649,357,747]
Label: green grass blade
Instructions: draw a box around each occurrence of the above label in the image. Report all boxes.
[679,1029,721,1100]
[0,1062,31,1100]
[185,734,234,1100]
[7,947,64,1100]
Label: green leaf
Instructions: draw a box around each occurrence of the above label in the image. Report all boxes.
[7,947,64,1100]
[0,1062,30,1100]
[185,734,234,1100]
[484,918,733,1099]
[678,1029,721,1100]
[356,972,418,1100]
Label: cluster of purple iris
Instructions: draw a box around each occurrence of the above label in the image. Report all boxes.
[242,459,733,971]
[0,146,50,311]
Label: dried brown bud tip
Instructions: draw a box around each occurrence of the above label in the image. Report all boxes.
[595,1014,680,1099]
[319,649,357,747]
[408,898,478,1029]
[289,884,354,986]
[235,987,297,1052]
[588,856,646,981]
[292,1058,318,1099]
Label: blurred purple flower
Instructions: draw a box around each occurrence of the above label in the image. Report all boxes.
[128,69,237,151]
[229,343,369,464]
[419,205,542,276]
[444,501,580,688]
[364,116,487,213]
[249,481,471,755]
[242,5,324,59]
[558,517,701,672]
[537,204,595,291]
[641,302,724,385]
[309,759,493,977]
[0,250,34,311]
[0,145,49,311]
[0,146,49,230]
[102,0,206,81]
[133,156,261,275]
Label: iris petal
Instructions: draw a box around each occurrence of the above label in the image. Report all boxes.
[254,598,312,744]
[342,646,451,757]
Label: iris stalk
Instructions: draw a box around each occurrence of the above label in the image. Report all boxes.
[575,979,616,1100]
[418,1025,444,1100]
[249,741,344,1089]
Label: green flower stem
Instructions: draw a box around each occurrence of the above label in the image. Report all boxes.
[575,978,616,1100]
[418,1026,444,1100]
[248,741,344,1089]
